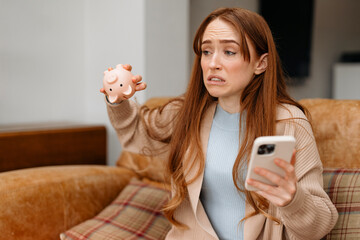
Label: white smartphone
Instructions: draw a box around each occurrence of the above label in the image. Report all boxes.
[245,136,296,191]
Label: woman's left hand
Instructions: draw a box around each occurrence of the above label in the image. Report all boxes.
[246,150,297,207]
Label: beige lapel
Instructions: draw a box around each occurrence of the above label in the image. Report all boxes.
[185,103,217,238]
[244,203,266,239]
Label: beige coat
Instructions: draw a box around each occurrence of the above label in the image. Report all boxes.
[107,99,338,240]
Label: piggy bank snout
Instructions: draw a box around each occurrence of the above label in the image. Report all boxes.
[105,72,118,83]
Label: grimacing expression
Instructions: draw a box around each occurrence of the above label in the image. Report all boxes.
[201,18,261,103]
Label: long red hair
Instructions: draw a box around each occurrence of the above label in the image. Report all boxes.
[158,8,309,227]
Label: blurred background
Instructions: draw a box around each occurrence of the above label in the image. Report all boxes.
[1,0,359,166]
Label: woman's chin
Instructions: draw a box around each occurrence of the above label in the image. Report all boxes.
[207,91,230,99]
[206,88,223,98]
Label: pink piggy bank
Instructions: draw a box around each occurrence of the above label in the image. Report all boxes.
[103,64,136,103]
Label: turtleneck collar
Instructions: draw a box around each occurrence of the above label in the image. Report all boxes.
[213,104,241,131]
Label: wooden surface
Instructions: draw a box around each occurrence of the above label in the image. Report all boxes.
[0,123,107,172]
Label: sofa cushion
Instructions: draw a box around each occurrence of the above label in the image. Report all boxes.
[322,168,360,239]
[117,151,168,183]
[299,99,360,168]
[60,177,171,240]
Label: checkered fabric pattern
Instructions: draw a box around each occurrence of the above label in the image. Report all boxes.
[322,168,360,240]
[60,178,171,240]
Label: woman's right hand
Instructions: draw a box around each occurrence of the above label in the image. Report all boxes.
[100,64,147,101]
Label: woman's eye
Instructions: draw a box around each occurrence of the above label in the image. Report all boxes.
[225,50,236,56]
[202,50,210,56]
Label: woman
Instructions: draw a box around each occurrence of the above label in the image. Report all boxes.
[101,7,338,240]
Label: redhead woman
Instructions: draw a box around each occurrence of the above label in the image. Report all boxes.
[101,8,338,240]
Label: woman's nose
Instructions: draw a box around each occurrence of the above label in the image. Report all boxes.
[209,53,222,70]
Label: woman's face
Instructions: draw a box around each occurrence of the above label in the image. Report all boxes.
[201,18,260,109]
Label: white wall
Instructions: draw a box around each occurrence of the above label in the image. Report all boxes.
[333,63,360,99]
[145,0,189,98]
[0,0,189,166]
[83,0,146,165]
[0,0,85,124]
[0,0,147,166]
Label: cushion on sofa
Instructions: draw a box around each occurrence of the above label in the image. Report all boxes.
[299,99,360,168]
[60,177,171,240]
[322,168,360,239]
[117,151,168,183]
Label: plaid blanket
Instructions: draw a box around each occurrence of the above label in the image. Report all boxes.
[61,178,171,240]
[322,168,360,239]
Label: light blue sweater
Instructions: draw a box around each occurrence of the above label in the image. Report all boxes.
[200,104,246,240]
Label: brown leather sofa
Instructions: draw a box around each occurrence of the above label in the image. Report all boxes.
[0,98,359,240]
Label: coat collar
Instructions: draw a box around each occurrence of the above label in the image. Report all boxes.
[184,102,218,238]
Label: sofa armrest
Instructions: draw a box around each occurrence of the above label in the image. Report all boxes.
[0,165,137,240]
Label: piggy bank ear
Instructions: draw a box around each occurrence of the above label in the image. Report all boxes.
[108,95,118,103]
[123,85,133,96]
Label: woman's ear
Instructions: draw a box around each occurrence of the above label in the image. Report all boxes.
[254,53,268,75]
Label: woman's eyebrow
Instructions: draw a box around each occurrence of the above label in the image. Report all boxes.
[202,39,240,46]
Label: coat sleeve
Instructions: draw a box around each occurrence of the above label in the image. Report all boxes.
[106,98,180,156]
[276,105,338,240]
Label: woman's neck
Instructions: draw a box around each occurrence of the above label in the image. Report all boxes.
[218,96,241,113]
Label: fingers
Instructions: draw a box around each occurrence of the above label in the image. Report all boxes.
[132,75,142,84]
[100,88,107,95]
[256,190,293,207]
[246,153,298,207]
[123,64,132,71]
[131,75,147,92]
[135,82,147,91]
[121,66,146,91]
[275,159,296,181]
[254,167,286,188]
[251,167,295,196]
[255,159,297,192]
[274,152,297,184]
[247,176,296,207]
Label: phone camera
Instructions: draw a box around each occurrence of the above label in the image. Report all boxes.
[257,144,275,155]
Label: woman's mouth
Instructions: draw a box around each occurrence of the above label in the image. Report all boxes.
[207,75,225,85]
[210,77,223,82]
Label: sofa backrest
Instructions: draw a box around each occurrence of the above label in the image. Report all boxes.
[299,99,360,168]
[117,98,360,180]
[299,99,360,240]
